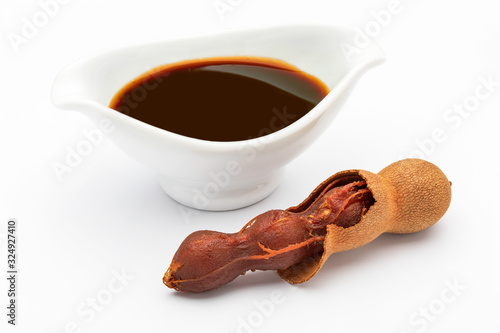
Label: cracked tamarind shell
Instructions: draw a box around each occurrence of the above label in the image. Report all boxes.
[278,158,452,284]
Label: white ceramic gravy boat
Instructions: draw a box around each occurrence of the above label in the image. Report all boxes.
[51,24,384,211]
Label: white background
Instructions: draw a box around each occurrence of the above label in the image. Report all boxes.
[1,0,499,332]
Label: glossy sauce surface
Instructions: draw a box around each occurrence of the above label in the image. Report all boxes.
[109,57,329,141]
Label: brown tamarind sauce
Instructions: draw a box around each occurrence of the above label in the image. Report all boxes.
[109,57,329,141]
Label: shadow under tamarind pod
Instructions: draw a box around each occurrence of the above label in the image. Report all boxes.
[163,159,452,293]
